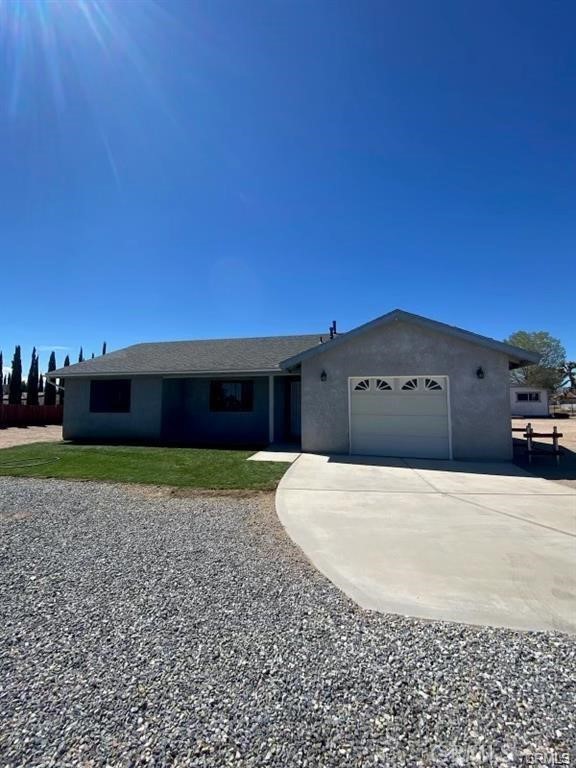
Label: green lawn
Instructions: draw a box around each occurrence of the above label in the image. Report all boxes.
[0,443,289,491]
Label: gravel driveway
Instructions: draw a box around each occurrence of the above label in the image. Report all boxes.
[1,478,574,767]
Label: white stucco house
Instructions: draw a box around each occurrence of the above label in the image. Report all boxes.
[510,385,550,417]
[48,309,540,461]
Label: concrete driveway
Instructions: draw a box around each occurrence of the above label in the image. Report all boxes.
[276,454,576,633]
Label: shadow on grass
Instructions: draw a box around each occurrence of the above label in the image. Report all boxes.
[64,439,268,451]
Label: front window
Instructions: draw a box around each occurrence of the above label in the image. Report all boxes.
[210,380,254,412]
[90,380,131,413]
[517,392,541,402]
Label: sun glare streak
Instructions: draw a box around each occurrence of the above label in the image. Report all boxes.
[0,0,178,184]
[75,0,107,48]
[99,128,121,188]
[36,0,66,108]
[3,0,26,115]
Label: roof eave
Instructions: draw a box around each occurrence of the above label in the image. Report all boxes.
[509,357,541,370]
[46,367,283,379]
[280,309,542,368]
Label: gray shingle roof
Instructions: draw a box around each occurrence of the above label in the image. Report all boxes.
[50,335,324,378]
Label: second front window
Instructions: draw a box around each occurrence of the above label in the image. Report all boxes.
[210,380,254,412]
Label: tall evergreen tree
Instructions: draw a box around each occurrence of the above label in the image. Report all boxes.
[0,351,3,399]
[8,346,22,405]
[45,351,57,406]
[27,347,39,406]
[39,373,44,393]
[33,352,39,401]
[59,355,70,405]
[78,347,84,363]
[102,341,107,355]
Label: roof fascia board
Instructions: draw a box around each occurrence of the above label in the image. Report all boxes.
[46,368,282,380]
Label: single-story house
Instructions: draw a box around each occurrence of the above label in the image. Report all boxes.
[510,385,549,417]
[49,309,539,461]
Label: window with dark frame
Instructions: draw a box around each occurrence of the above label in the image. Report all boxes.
[210,380,254,412]
[516,392,541,402]
[90,379,131,413]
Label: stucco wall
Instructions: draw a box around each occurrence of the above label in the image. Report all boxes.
[300,321,513,460]
[161,376,270,445]
[63,377,163,441]
[510,388,549,417]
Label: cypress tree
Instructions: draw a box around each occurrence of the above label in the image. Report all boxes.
[27,347,39,406]
[59,355,70,405]
[78,347,84,363]
[39,373,44,393]
[33,353,39,400]
[102,341,107,355]
[0,351,3,400]
[8,346,22,405]
[45,351,57,406]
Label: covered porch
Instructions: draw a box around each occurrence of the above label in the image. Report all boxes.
[160,374,301,447]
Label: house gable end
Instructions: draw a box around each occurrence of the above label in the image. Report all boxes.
[280,309,540,370]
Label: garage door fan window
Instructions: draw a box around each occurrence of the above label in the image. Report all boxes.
[90,380,131,413]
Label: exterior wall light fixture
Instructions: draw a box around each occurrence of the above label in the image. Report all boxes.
[320,370,327,382]
[476,366,485,379]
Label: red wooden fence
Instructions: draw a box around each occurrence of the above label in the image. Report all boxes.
[0,405,63,427]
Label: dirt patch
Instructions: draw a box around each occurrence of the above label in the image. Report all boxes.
[512,417,576,450]
[0,426,62,449]
[0,509,34,521]
[117,482,275,501]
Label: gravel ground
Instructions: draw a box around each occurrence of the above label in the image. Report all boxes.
[0,478,574,767]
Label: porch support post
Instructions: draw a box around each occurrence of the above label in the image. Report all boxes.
[268,375,275,444]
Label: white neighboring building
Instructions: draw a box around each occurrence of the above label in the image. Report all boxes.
[510,386,549,417]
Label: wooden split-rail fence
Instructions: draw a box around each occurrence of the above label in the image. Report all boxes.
[512,422,563,465]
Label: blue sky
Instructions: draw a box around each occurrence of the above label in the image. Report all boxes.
[0,0,574,375]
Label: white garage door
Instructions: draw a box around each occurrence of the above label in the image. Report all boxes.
[349,376,451,459]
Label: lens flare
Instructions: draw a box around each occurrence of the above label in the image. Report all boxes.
[0,0,175,182]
